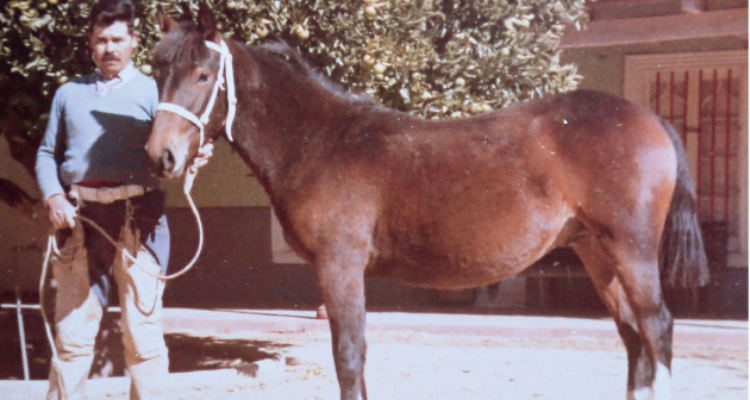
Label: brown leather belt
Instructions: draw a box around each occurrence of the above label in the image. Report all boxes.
[71,184,152,204]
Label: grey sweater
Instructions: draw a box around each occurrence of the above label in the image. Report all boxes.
[36,66,160,200]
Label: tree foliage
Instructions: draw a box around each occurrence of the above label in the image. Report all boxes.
[1,0,588,175]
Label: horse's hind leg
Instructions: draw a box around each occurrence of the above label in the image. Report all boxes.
[315,253,368,400]
[573,235,672,400]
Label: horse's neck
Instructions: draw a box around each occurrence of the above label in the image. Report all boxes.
[232,48,373,190]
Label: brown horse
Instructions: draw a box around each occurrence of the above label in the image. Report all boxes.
[146,6,708,400]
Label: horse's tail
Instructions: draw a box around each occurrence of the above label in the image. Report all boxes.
[659,118,710,288]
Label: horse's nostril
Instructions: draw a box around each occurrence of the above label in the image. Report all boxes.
[162,149,176,172]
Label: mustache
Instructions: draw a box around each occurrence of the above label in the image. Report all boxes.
[101,53,120,62]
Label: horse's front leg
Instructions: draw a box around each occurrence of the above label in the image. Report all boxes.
[316,252,368,400]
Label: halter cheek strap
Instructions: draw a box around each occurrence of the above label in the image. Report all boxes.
[156,39,238,146]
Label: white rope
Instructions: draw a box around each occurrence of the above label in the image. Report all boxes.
[200,42,225,126]
[218,40,237,141]
[40,234,65,397]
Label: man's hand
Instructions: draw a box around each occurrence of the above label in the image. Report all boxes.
[192,142,214,170]
[45,194,77,230]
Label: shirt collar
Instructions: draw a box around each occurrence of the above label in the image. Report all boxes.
[95,62,138,93]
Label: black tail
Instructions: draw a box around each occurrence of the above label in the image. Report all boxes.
[659,119,710,288]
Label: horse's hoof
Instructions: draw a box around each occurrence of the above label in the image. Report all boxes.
[316,304,329,320]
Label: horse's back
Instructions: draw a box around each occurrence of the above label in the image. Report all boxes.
[362,91,675,287]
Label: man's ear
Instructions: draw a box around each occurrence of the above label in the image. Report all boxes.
[130,31,140,51]
[156,5,178,34]
[197,2,218,42]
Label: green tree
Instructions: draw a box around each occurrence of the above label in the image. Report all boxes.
[0,0,588,207]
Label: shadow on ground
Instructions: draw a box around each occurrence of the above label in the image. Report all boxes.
[0,311,287,381]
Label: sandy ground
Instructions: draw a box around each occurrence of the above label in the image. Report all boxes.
[1,310,747,400]
[153,329,748,400]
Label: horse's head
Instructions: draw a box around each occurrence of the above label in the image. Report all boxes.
[146,4,233,179]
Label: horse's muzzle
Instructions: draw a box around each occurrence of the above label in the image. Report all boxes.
[159,147,177,176]
[146,140,183,179]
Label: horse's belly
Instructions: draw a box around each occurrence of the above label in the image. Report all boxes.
[370,250,533,289]
[371,258,530,289]
[370,159,575,288]
[370,215,570,289]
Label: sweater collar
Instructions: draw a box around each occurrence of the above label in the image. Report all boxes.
[94,62,138,94]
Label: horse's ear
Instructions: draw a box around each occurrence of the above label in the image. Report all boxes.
[180,3,194,21]
[156,5,177,34]
[197,2,218,41]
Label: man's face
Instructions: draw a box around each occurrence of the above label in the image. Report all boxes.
[89,21,138,79]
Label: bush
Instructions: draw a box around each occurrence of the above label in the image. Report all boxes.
[0,0,587,156]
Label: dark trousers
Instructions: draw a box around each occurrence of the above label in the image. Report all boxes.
[58,190,170,306]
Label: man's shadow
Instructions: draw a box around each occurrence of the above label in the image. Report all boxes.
[0,311,288,380]
[90,313,289,378]
[84,111,154,180]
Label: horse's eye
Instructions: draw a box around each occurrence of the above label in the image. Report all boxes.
[198,73,209,82]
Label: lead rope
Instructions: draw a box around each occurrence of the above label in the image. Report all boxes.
[39,168,204,397]
[40,234,65,398]
[72,166,202,280]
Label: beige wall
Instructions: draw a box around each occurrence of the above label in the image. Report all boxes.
[163,139,271,208]
[561,36,747,94]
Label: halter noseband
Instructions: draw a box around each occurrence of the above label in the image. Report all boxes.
[156,39,237,146]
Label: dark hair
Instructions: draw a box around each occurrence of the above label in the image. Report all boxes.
[89,0,135,33]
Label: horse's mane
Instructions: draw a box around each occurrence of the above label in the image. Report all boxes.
[251,40,376,107]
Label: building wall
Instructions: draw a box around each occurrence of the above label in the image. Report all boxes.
[561,37,747,94]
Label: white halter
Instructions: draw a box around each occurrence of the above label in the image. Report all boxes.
[156,39,237,145]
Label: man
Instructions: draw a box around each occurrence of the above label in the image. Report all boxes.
[35,1,211,398]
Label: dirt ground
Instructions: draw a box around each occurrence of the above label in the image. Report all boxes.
[155,329,748,400]
[1,310,747,400]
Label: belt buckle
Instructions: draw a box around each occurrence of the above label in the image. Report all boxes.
[97,187,115,204]
[127,185,139,198]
